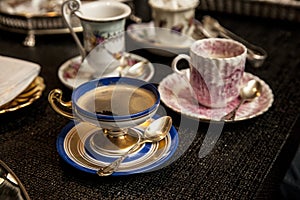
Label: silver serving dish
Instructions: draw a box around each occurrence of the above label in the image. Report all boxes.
[0,0,82,46]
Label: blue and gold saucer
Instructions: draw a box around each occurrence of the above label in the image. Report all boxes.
[56,117,178,176]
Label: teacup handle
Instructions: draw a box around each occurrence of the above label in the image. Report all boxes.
[48,89,74,119]
[61,0,86,60]
[171,54,191,77]
[172,54,199,102]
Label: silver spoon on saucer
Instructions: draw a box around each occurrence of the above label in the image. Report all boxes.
[122,60,148,77]
[221,79,262,121]
[97,116,172,176]
[115,58,148,77]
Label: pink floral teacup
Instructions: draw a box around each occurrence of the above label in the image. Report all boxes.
[172,38,247,108]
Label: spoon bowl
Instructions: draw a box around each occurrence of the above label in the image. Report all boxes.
[113,53,148,77]
[143,116,172,142]
[125,60,148,77]
[240,79,262,100]
[97,116,172,176]
[221,79,262,121]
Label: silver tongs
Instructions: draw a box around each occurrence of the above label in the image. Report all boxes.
[195,16,267,68]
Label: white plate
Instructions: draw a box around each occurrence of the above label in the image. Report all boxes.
[56,118,179,175]
[158,70,274,122]
[58,53,155,89]
[127,21,195,56]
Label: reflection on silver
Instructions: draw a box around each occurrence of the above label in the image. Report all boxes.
[0,160,31,200]
[0,0,82,46]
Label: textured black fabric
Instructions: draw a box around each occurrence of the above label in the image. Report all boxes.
[280,143,300,199]
[0,12,300,199]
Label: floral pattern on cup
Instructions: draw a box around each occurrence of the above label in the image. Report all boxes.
[149,0,199,45]
[190,67,244,108]
[172,38,247,108]
[84,29,124,54]
[157,16,195,34]
[62,0,131,77]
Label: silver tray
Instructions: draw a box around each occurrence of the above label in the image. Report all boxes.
[0,0,82,46]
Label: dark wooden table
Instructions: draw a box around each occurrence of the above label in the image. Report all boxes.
[0,11,300,199]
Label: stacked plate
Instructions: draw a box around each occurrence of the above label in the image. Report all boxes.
[0,56,45,114]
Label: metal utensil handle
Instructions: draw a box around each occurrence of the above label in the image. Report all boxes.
[214,25,267,68]
[61,0,86,60]
[221,99,245,121]
[218,27,267,58]
[97,136,142,176]
[203,16,267,67]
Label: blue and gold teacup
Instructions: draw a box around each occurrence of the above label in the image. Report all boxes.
[49,77,160,154]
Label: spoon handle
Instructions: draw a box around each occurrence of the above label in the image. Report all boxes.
[97,140,141,176]
[202,16,267,68]
[217,27,267,68]
[221,99,245,121]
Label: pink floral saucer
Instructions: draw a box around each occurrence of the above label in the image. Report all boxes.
[158,69,274,122]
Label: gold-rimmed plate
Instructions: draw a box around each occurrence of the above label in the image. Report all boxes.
[0,76,45,114]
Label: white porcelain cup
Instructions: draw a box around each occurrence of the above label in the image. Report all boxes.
[172,38,247,108]
[148,0,199,45]
[62,0,131,77]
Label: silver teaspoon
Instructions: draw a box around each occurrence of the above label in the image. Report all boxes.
[97,116,172,176]
[123,60,148,77]
[221,79,262,121]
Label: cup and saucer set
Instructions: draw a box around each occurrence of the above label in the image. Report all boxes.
[58,0,155,89]
[158,38,273,122]
[49,76,179,176]
[51,0,273,176]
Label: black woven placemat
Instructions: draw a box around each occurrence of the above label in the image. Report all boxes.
[1,13,300,199]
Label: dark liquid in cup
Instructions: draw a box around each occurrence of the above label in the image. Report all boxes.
[77,85,156,116]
